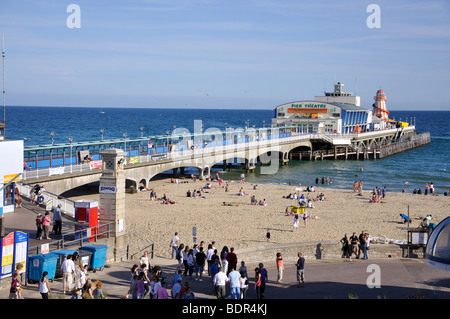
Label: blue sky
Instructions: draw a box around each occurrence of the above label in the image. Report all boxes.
[1,0,449,110]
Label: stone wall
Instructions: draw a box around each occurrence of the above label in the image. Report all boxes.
[235,240,426,265]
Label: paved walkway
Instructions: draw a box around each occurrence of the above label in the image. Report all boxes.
[1,201,450,300]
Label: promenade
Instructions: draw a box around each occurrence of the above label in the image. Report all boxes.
[1,202,450,300]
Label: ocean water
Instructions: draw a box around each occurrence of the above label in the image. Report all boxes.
[4,106,450,193]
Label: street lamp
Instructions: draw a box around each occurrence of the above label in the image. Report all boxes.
[100,129,104,141]
[51,131,54,145]
[140,127,144,138]
[166,130,170,152]
[69,136,73,173]
[123,133,127,159]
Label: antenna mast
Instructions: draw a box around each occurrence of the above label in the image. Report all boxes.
[2,33,5,139]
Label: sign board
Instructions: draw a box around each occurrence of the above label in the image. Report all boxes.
[41,243,50,254]
[1,232,14,279]
[90,160,103,169]
[412,232,428,245]
[118,219,124,233]
[14,232,29,276]
[49,167,65,176]
[3,174,21,183]
[1,231,31,281]
[99,186,117,194]
[74,200,99,208]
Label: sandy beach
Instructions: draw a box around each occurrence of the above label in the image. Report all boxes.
[66,175,450,259]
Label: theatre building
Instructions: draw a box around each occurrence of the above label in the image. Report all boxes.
[272,82,373,134]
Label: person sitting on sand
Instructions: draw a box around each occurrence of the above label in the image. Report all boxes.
[285,207,291,216]
[250,195,257,205]
[400,213,411,224]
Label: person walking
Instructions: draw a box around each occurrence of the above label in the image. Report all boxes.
[363,233,370,260]
[226,247,238,275]
[170,232,179,259]
[39,271,52,299]
[61,254,75,295]
[52,204,63,236]
[41,212,51,240]
[213,266,227,299]
[194,246,207,282]
[35,213,43,240]
[254,267,262,299]
[220,246,229,275]
[239,271,248,299]
[357,231,366,259]
[258,263,268,299]
[340,234,352,261]
[276,252,284,283]
[296,252,305,288]
[227,265,241,299]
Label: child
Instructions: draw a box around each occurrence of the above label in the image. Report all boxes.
[276,252,284,283]
[240,271,248,299]
[35,213,43,240]
[93,280,105,299]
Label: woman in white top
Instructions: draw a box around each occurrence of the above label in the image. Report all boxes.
[39,271,52,299]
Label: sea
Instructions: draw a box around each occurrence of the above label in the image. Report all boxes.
[4,106,450,194]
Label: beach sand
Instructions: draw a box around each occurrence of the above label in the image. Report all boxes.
[67,176,449,258]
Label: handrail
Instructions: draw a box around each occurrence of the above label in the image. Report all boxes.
[28,222,114,256]
[17,182,76,217]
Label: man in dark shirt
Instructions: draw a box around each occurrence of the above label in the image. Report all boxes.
[296,252,305,288]
[357,231,366,259]
[259,263,268,298]
[349,232,359,259]
[226,247,238,275]
[195,247,207,282]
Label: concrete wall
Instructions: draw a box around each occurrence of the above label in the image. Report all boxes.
[235,240,425,265]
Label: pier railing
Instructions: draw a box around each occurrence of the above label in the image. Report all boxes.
[21,127,414,180]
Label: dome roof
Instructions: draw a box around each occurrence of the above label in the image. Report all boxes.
[426,216,450,271]
[377,89,385,95]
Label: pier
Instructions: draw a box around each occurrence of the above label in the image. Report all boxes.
[19,124,430,196]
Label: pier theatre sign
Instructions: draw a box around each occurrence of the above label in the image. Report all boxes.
[288,103,328,114]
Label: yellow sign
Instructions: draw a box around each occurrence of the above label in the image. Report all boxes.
[3,174,21,183]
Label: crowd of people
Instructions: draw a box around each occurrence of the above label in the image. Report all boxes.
[340,231,371,261]
[168,233,307,299]
[9,252,106,299]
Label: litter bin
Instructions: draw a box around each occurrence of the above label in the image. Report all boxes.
[79,244,108,272]
[27,253,58,284]
[78,249,93,269]
[51,249,78,278]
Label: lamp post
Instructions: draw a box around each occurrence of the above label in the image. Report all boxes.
[69,136,73,173]
[100,129,104,141]
[50,131,54,167]
[123,133,127,159]
[140,127,144,138]
[166,130,169,152]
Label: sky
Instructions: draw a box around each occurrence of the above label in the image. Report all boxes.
[0,0,449,110]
